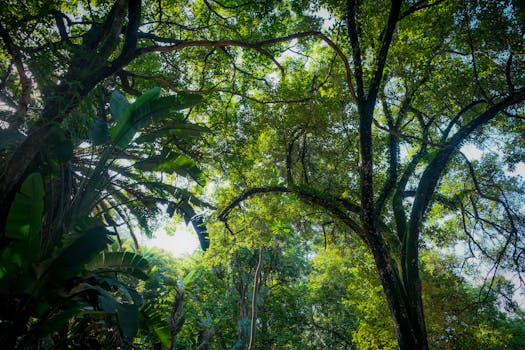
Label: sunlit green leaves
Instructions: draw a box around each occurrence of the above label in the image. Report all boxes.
[109,88,203,148]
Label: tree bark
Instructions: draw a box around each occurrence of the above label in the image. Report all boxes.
[366,231,428,349]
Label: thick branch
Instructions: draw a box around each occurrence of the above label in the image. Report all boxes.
[211,0,261,9]
[441,100,486,143]
[346,0,364,101]
[0,21,32,120]
[125,71,313,104]
[217,185,362,238]
[405,88,525,288]
[399,0,446,21]
[217,186,290,222]
[375,99,399,215]
[367,0,402,105]
[121,0,141,57]
[135,31,357,100]
[95,0,128,59]
[52,11,71,42]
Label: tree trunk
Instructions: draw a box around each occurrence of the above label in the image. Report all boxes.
[366,231,428,349]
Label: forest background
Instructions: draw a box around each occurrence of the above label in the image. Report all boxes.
[1,0,525,349]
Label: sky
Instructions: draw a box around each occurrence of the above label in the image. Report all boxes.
[143,223,200,257]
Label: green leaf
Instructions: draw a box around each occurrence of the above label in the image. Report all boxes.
[134,153,204,184]
[182,270,196,286]
[54,226,111,267]
[86,252,150,280]
[98,291,140,340]
[172,200,209,250]
[141,304,172,348]
[39,225,112,281]
[5,173,44,242]
[134,121,209,144]
[110,87,161,148]
[109,89,130,121]
[110,88,202,148]
[88,119,110,145]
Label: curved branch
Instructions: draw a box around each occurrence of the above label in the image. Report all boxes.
[211,0,262,9]
[217,185,362,237]
[409,89,525,233]
[375,99,399,215]
[399,0,446,21]
[134,31,357,101]
[367,0,402,105]
[440,100,486,143]
[123,71,313,104]
[347,0,364,100]
[121,0,141,57]
[405,88,525,286]
[459,152,518,234]
[217,186,290,222]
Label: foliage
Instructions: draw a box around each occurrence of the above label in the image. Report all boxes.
[1,0,525,349]
[0,85,204,348]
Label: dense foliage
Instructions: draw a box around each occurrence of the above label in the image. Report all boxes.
[1,0,524,349]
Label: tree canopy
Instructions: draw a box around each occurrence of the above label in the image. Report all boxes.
[1,0,525,349]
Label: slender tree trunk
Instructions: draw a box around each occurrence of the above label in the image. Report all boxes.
[248,248,263,350]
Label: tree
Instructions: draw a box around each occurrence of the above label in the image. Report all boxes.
[0,1,211,345]
[214,1,525,348]
[307,238,525,349]
[2,0,524,349]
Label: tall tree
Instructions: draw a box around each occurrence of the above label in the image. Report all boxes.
[2,1,524,349]
[215,1,525,348]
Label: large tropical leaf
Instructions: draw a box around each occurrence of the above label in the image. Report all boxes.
[86,251,150,280]
[167,200,209,250]
[134,152,204,185]
[110,87,161,147]
[134,121,210,144]
[5,172,44,241]
[39,225,113,282]
[110,88,202,148]
[131,93,203,131]
[109,89,131,121]
[88,119,110,145]
[98,289,140,340]
[140,303,172,349]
